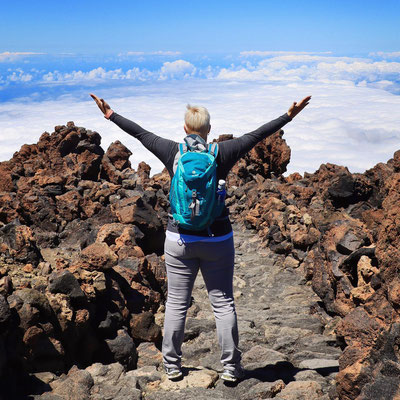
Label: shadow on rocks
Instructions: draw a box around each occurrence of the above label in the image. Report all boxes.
[306,365,339,377]
[1,372,51,400]
[181,366,202,378]
[243,361,301,385]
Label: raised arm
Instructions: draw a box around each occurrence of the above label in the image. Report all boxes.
[90,94,178,170]
[218,96,311,173]
[218,113,292,163]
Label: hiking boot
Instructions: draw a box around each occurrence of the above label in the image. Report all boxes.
[165,367,183,380]
[220,365,245,383]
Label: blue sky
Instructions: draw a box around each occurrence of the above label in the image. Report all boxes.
[2,0,400,53]
[1,1,400,176]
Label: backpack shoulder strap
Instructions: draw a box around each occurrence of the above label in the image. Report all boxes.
[208,142,218,158]
[179,143,188,155]
[173,143,188,175]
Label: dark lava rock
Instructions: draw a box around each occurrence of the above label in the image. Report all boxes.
[48,270,86,305]
[130,311,162,344]
[104,329,137,369]
[0,294,11,328]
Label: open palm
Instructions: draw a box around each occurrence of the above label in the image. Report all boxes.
[287,96,311,118]
[90,93,113,118]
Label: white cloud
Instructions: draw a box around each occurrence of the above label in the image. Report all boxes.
[41,67,154,83]
[37,60,196,84]
[0,52,46,62]
[120,51,181,56]
[153,51,181,56]
[216,58,400,89]
[121,52,146,56]
[5,68,33,82]
[159,60,196,79]
[240,51,332,57]
[369,51,400,59]
[315,60,400,81]
[261,55,369,63]
[1,79,400,178]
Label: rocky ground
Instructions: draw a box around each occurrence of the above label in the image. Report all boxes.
[2,121,400,399]
[19,223,341,400]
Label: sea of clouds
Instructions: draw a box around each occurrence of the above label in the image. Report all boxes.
[1,51,399,176]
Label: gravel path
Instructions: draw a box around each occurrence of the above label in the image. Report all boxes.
[145,224,341,399]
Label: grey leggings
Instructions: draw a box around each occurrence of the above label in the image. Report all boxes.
[162,234,241,372]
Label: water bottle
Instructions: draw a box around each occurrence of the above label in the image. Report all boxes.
[217,180,226,204]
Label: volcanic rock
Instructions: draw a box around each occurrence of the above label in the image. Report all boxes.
[130,311,162,344]
[2,120,400,399]
[104,329,137,369]
[48,270,86,305]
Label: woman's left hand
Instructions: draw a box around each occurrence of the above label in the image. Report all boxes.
[90,93,113,119]
[287,95,311,119]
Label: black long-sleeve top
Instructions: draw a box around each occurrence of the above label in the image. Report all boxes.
[109,111,292,236]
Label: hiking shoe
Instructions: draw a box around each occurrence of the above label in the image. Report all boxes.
[165,367,183,380]
[220,365,245,383]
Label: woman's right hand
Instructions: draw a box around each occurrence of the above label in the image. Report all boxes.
[90,93,113,119]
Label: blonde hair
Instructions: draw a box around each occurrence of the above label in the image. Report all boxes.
[184,104,210,134]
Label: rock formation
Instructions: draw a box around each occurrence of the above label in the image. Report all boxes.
[0,122,167,398]
[1,121,400,399]
[224,141,400,399]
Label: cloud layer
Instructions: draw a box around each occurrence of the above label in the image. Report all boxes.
[1,52,400,177]
[1,79,399,177]
[2,52,399,97]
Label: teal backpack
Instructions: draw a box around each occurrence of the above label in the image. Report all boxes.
[169,140,225,231]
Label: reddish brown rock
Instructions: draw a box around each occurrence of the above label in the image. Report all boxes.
[101,154,123,184]
[336,307,383,348]
[33,169,66,188]
[23,325,44,347]
[150,167,170,190]
[136,342,163,368]
[96,223,144,259]
[137,161,151,185]
[77,242,118,271]
[336,360,371,400]
[218,129,290,186]
[105,140,132,171]
[130,311,162,344]
[112,195,152,225]
[290,226,320,249]
[361,209,385,241]
[0,162,14,192]
[350,284,375,304]
[110,194,164,254]
[387,278,400,308]
[145,254,167,298]
[81,199,103,218]
[58,130,81,156]
[0,193,20,224]
[96,223,134,247]
[0,223,40,264]
[56,190,83,222]
[286,172,302,183]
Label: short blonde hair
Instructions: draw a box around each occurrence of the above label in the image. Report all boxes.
[184,104,210,134]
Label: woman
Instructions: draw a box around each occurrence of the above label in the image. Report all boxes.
[91,93,311,382]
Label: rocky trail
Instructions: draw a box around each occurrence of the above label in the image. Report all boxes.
[25,223,341,400]
[3,121,400,399]
[146,223,341,400]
